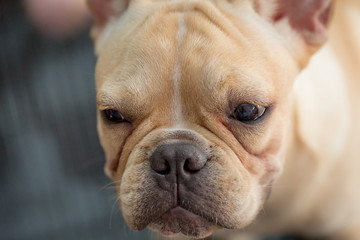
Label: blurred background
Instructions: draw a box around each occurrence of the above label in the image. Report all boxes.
[0,1,304,240]
[0,0,150,239]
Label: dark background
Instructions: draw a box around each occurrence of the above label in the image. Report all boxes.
[0,1,149,239]
[0,1,303,240]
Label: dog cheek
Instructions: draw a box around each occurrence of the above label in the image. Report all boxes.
[97,123,121,178]
[214,148,276,223]
[98,125,130,178]
[201,158,264,228]
[119,160,173,230]
[119,163,153,229]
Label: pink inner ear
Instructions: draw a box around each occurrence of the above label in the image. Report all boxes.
[272,0,333,45]
[88,0,115,26]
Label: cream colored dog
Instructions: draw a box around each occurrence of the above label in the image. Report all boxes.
[87,0,360,239]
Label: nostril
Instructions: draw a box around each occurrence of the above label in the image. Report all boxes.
[151,158,171,175]
[183,156,206,174]
[184,159,199,173]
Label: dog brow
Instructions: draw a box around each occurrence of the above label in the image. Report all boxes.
[96,93,120,108]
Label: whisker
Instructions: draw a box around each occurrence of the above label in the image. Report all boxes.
[109,195,121,230]
[98,179,122,191]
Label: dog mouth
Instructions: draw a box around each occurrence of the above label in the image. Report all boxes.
[148,206,215,238]
[119,138,267,238]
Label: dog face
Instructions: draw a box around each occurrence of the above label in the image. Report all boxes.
[89,0,332,238]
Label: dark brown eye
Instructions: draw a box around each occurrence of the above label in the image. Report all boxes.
[232,103,267,122]
[102,109,126,123]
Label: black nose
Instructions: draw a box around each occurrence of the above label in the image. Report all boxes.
[150,142,207,178]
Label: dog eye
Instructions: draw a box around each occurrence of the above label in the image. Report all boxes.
[102,109,127,123]
[231,103,267,122]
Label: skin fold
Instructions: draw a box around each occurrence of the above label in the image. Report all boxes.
[88,0,360,239]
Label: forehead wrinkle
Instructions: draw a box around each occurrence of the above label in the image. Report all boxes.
[203,66,274,105]
[96,7,179,93]
[179,14,277,103]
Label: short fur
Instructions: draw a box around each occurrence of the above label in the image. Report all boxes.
[88,0,360,239]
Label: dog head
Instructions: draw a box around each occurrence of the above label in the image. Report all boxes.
[88,0,333,238]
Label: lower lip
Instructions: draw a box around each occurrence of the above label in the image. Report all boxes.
[158,207,201,236]
[170,206,199,219]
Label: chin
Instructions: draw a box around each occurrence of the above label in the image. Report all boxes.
[147,207,218,239]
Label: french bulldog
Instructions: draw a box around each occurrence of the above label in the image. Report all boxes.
[87,0,360,239]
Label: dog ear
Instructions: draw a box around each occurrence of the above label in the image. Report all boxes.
[87,0,129,25]
[87,0,130,39]
[254,0,334,66]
